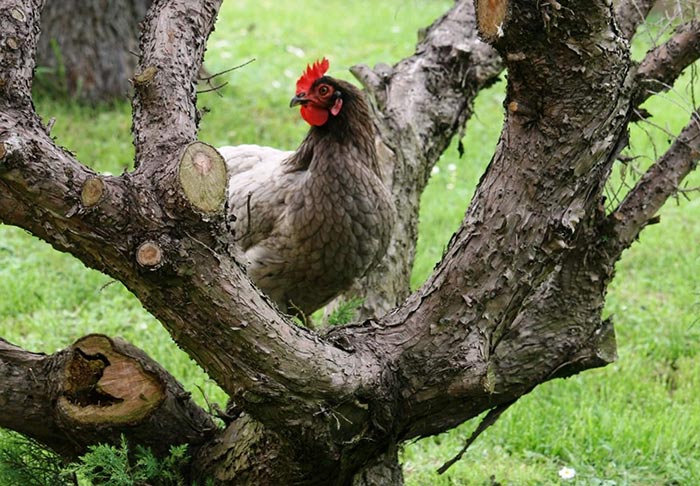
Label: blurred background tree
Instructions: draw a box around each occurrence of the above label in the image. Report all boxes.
[36,0,151,103]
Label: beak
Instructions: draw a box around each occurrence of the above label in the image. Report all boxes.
[289,94,307,107]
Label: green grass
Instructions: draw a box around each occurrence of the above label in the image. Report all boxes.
[2,1,700,484]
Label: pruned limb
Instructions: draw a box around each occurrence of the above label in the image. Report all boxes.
[0,335,217,460]
[607,109,700,255]
[476,0,509,41]
[615,0,658,41]
[635,20,700,107]
[136,240,164,268]
[178,141,227,214]
[80,176,106,207]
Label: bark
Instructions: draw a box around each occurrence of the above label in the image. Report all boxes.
[0,336,216,460]
[615,0,657,41]
[606,108,700,255]
[1,0,699,484]
[634,19,700,106]
[36,0,150,103]
[347,0,503,318]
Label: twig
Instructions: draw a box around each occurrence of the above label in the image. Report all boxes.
[233,192,253,242]
[198,58,256,83]
[607,108,700,255]
[197,81,229,95]
[45,117,56,135]
[437,400,517,475]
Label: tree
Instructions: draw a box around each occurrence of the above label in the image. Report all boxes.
[35,0,151,102]
[1,0,699,484]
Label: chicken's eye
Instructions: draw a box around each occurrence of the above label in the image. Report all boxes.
[318,85,330,96]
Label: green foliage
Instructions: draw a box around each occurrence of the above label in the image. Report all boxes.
[0,433,71,486]
[33,39,71,100]
[64,436,194,486]
[1,2,698,485]
[324,297,364,326]
[0,433,203,486]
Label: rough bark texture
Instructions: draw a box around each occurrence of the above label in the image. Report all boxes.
[347,0,503,318]
[1,0,699,484]
[36,0,151,102]
[0,336,216,460]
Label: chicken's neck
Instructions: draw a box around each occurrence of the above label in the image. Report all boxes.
[284,97,380,177]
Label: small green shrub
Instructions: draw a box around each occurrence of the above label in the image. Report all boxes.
[0,432,70,486]
[0,432,208,486]
[64,436,194,486]
[324,297,364,326]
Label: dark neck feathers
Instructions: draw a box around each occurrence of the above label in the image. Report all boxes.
[284,79,378,175]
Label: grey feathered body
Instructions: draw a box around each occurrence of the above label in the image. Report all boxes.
[219,79,394,316]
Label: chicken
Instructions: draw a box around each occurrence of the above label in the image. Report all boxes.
[219,58,394,317]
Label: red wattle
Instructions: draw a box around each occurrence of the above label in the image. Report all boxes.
[300,105,329,126]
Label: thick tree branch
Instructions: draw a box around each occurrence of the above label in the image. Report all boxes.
[328,0,635,441]
[131,0,222,169]
[0,336,216,460]
[615,0,657,41]
[348,0,503,317]
[606,109,700,254]
[4,0,694,482]
[0,0,380,453]
[635,19,700,106]
[0,0,41,109]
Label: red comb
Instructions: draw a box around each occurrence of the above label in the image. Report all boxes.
[296,58,330,94]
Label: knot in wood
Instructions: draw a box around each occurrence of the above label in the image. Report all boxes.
[6,37,20,50]
[133,66,158,86]
[10,7,26,22]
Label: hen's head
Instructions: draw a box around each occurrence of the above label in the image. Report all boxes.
[290,58,347,127]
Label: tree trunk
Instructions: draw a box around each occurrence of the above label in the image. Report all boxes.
[1,0,699,484]
[36,0,150,102]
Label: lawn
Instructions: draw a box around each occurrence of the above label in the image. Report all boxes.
[1,1,699,485]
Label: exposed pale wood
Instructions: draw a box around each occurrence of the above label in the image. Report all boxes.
[476,0,509,40]
[136,240,163,267]
[80,176,105,207]
[0,336,216,459]
[178,141,227,214]
[58,335,165,425]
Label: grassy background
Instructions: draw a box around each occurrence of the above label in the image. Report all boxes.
[2,1,700,484]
